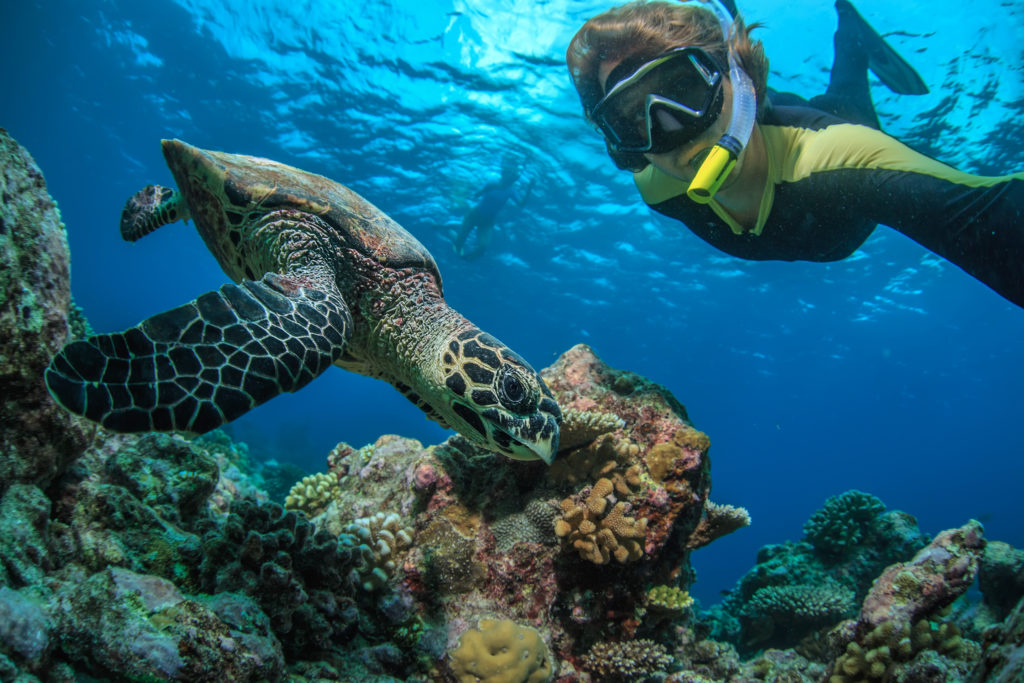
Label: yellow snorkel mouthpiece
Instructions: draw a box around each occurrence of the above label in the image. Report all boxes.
[685,0,758,205]
[687,137,740,203]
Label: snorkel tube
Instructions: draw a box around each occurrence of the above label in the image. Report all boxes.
[686,0,758,203]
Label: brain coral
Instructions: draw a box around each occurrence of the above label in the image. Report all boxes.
[448,618,553,683]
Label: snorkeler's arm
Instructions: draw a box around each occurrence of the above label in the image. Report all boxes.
[799,125,1024,304]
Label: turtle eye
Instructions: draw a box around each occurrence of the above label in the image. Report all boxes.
[497,366,537,414]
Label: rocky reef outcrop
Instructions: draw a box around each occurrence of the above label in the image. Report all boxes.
[0,127,90,493]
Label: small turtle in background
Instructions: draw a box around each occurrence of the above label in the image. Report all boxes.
[45,140,560,463]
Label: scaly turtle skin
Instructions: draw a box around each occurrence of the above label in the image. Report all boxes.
[45,139,560,463]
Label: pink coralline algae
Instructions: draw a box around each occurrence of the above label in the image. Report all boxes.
[859,520,986,630]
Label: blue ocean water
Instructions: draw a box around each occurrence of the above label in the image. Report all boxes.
[3,0,1022,606]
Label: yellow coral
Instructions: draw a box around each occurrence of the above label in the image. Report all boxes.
[555,491,647,565]
[647,585,694,612]
[284,472,338,516]
[448,618,553,683]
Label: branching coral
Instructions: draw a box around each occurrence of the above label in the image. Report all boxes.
[829,619,972,682]
[283,473,339,517]
[803,490,886,559]
[744,582,856,641]
[647,585,694,613]
[686,500,751,550]
[558,408,626,452]
[554,479,647,564]
[448,618,553,683]
[344,512,414,592]
[581,639,672,681]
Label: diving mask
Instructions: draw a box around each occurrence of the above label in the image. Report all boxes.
[591,47,725,154]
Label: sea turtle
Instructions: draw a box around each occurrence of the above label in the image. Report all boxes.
[45,139,560,463]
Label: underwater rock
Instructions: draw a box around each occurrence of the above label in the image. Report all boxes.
[0,484,54,587]
[56,566,278,680]
[978,540,1024,621]
[859,520,985,630]
[968,593,1024,683]
[0,586,54,669]
[0,128,89,493]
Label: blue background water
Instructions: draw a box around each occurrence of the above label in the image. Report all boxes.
[4,0,1022,605]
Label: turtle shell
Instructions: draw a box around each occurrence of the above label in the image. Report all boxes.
[161,139,442,286]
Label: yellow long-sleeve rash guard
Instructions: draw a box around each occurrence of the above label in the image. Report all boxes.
[634,105,1024,306]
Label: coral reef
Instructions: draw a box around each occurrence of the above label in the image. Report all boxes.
[705,489,929,653]
[447,618,553,683]
[3,130,1024,682]
[824,520,987,682]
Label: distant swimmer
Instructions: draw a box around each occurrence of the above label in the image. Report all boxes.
[453,158,534,260]
[567,0,1024,307]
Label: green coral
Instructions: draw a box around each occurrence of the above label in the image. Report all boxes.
[803,490,886,559]
[830,618,973,682]
[448,618,553,683]
[647,585,694,613]
[743,582,856,646]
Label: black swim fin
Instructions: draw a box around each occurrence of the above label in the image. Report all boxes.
[836,0,929,95]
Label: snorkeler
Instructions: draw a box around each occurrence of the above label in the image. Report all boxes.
[567,0,1024,307]
[453,158,533,261]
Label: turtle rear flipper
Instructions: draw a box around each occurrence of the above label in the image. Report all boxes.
[120,185,192,242]
[45,272,351,434]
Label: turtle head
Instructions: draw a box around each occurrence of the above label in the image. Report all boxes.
[439,330,560,464]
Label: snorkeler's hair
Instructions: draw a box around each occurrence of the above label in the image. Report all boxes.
[566,0,770,172]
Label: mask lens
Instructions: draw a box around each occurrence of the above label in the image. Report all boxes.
[593,48,723,153]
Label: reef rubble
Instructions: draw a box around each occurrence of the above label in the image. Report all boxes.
[1,128,1023,682]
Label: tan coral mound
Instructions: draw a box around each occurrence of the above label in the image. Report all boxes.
[448,618,554,683]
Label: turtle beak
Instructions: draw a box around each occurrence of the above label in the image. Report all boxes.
[482,399,561,465]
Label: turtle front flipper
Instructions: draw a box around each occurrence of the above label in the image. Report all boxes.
[44,272,351,434]
[120,185,192,242]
